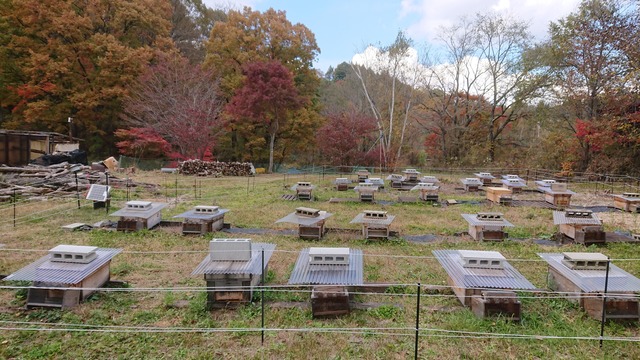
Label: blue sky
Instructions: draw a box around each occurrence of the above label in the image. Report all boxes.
[204,0,582,72]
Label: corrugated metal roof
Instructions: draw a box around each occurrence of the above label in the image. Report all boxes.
[354,184,379,192]
[288,248,363,285]
[110,202,167,219]
[541,187,575,195]
[192,243,276,275]
[4,248,122,285]
[538,253,640,293]
[173,208,229,220]
[461,214,514,227]
[474,173,495,179]
[275,211,332,226]
[501,175,524,181]
[500,179,526,188]
[350,213,396,226]
[410,183,439,191]
[535,180,555,187]
[460,178,483,185]
[553,211,602,225]
[420,176,440,184]
[433,250,536,290]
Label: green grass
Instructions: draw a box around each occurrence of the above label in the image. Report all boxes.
[1,171,640,359]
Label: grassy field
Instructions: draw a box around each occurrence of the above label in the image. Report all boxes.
[0,171,639,359]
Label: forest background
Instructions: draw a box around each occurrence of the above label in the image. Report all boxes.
[0,0,638,174]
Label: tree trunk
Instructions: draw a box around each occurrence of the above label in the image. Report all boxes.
[268,132,276,173]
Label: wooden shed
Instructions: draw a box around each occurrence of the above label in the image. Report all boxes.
[0,130,80,166]
[3,245,121,309]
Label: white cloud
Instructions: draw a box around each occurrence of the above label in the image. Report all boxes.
[400,0,581,42]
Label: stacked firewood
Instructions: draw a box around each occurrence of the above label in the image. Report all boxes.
[0,163,157,201]
[177,160,254,177]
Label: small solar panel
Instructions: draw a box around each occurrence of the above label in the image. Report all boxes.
[86,184,110,201]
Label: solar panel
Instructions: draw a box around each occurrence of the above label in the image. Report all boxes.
[86,184,110,202]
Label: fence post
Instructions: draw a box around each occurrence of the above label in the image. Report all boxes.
[13,189,16,228]
[414,282,421,360]
[599,258,610,348]
[175,171,178,204]
[261,248,265,345]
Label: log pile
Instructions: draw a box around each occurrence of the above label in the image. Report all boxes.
[177,160,254,177]
[0,163,158,202]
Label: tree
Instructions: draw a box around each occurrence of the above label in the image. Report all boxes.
[0,0,174,156]
[316,108,378,166]
[541,0,636,171]
[225,60,305,173]
[115,127,171,160]
[204,7,322,164]
[170,0,226,63]
[122,54,224,160]
[351,31,425,169]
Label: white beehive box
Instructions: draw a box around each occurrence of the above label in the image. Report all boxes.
[309,247,350,265]
[209,239,252,261]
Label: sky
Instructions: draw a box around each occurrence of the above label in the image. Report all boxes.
[203,0,582,72]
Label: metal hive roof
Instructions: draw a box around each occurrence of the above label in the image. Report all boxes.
[552,211,602,225]
[540,187,576,195]
[350,213,396,226]
[4,248,122,285]
[109,202,167,219]
[500,179,526,188]
[275,211,332,226]
[173,208,229,220]
[538,253,640,293]
[461,214,514,227]
[192,243,276,275]
[410,183,439,191]
[535,180,556,187]
[288,248,363,285]
[433,250,536,290]
[460,178,483,185]
[474,172,495,179]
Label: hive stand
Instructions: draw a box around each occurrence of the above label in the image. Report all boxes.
[613,193,640,213]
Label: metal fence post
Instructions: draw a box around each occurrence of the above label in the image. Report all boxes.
[415,282,421,360]
[599,258,610,348]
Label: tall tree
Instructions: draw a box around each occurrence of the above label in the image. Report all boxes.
[122,54,224,160]
[541,0,636,171]
[225,60,305,173]
[0,0,173,157]
[316,108,378,166]
[170,0,226,63]
[351,31,425,169]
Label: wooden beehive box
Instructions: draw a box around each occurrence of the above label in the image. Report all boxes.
[471,291,521,321]
[613,193,640,212]
[485,187,512,204]
[311,286,350,318]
